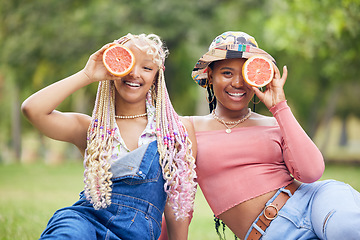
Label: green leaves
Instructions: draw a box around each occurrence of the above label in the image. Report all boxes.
[0,0,359,148]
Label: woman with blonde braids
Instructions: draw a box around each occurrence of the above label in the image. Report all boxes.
[21,33,197,240]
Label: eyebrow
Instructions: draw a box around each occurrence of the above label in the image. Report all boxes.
[143,59,156,64]
[219,67,234,71]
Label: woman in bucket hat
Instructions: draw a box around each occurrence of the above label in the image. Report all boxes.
[161,31,360,240]
[190,31,360,240]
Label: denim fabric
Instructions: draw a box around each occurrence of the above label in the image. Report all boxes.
[244,180,360,240]
[40,140,166,240]
[109,142,149,177]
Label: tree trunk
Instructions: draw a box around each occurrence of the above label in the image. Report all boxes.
[319,87,340,153]
[339,117,348,146]
[307,96,321,139]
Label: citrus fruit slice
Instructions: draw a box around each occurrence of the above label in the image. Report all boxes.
[242,55,274,87]
[102,44,135,77]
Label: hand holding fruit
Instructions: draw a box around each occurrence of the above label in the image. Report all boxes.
[82,43,127,83]
[252,65,288,109]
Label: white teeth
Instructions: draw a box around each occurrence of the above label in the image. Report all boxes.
[228,92,245,97]
[125,81,140,87]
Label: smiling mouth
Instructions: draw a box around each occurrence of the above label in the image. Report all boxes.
[124,81,141,87]
[227,92,245,97]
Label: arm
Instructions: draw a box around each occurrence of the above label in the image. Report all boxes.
[21,71,92,153]
[270,101,325,182]
[158,215,169,240]
[162,203,192,240]
[254,65,324,182]
[21,43,119,154]
[157,117,197,240]
[180,116,197,161]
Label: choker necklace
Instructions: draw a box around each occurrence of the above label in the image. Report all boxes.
[115,112,147,119]
[212,108,251,134]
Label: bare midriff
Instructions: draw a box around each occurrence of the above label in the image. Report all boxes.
[218,190,277,240]
[194,101,325,239]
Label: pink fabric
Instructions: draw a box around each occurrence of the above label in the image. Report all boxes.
[195,101,325,216]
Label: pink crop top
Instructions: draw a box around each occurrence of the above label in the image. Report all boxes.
[195,101,325,216]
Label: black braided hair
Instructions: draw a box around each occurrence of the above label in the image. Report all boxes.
[214,215,226,240]
[214,216,238,240]
[252,94,257,112]
[206,62,217,113]
[206,83,216,113]
[207,61,260,115]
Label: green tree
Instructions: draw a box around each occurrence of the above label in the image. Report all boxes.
[2,0,359,162]
[0,0,221,162]
[264,0,360,140]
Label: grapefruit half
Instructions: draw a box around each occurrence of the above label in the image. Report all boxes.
[242,55,274,87]
[102,44,135,77]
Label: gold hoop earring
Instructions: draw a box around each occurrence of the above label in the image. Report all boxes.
[205,82,215,103]
[252,87,263,104]
[206,94,215,103]
[150,83,156,94]
[252,95,261,104]
[149,81,157,106]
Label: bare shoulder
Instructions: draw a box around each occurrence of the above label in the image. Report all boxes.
[180,116,194,132]
[180,116,197,157]
[250,112,278,126]
[185,114,213,132]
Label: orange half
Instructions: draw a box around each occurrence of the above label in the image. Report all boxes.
[242,55,274,87]
[102,44,135,77]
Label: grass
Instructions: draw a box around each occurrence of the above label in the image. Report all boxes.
[0,162,83,240]
[0,162,360,240]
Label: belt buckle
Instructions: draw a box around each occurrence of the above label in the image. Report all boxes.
[263,203,279,220]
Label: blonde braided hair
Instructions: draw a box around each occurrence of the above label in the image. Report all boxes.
[83,33,197,219]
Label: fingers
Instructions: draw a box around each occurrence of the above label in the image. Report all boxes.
[89,45,107,60]
[273,62,281,79]
[94,42,117,57]
[102,42,117,50]
[281,65,288,82]
[252,86,264,100]
[103,43,110,49]
[251,65,288,109]
[89,42,119,66]
[97,43,111,54]
[269,64,287,87]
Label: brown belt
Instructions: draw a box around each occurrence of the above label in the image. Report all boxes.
[247,181,301,240]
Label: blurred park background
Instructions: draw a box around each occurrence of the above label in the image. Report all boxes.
[1,0,360,239]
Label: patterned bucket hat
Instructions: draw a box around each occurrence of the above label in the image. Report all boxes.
[191,31,275,88]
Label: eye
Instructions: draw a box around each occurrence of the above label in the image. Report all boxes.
[221,70,233,77]
[143,66,154,71]
[143,66,152,71]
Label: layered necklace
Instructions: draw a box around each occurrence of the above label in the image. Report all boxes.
[212,108,252,133]
[115,112,147,119]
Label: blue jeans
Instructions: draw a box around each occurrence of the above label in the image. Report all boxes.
[40,141,166,240]
[245,180,360,240]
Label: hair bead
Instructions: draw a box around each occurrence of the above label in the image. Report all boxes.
[83,33,197,219]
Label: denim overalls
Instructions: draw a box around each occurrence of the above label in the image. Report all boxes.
[40,140,166,240]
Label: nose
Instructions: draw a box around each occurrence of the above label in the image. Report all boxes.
[231,73,245,88]
[129,65,140,78]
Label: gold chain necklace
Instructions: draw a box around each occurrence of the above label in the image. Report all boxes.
[115,113,147,119]
[212,108,251,133]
